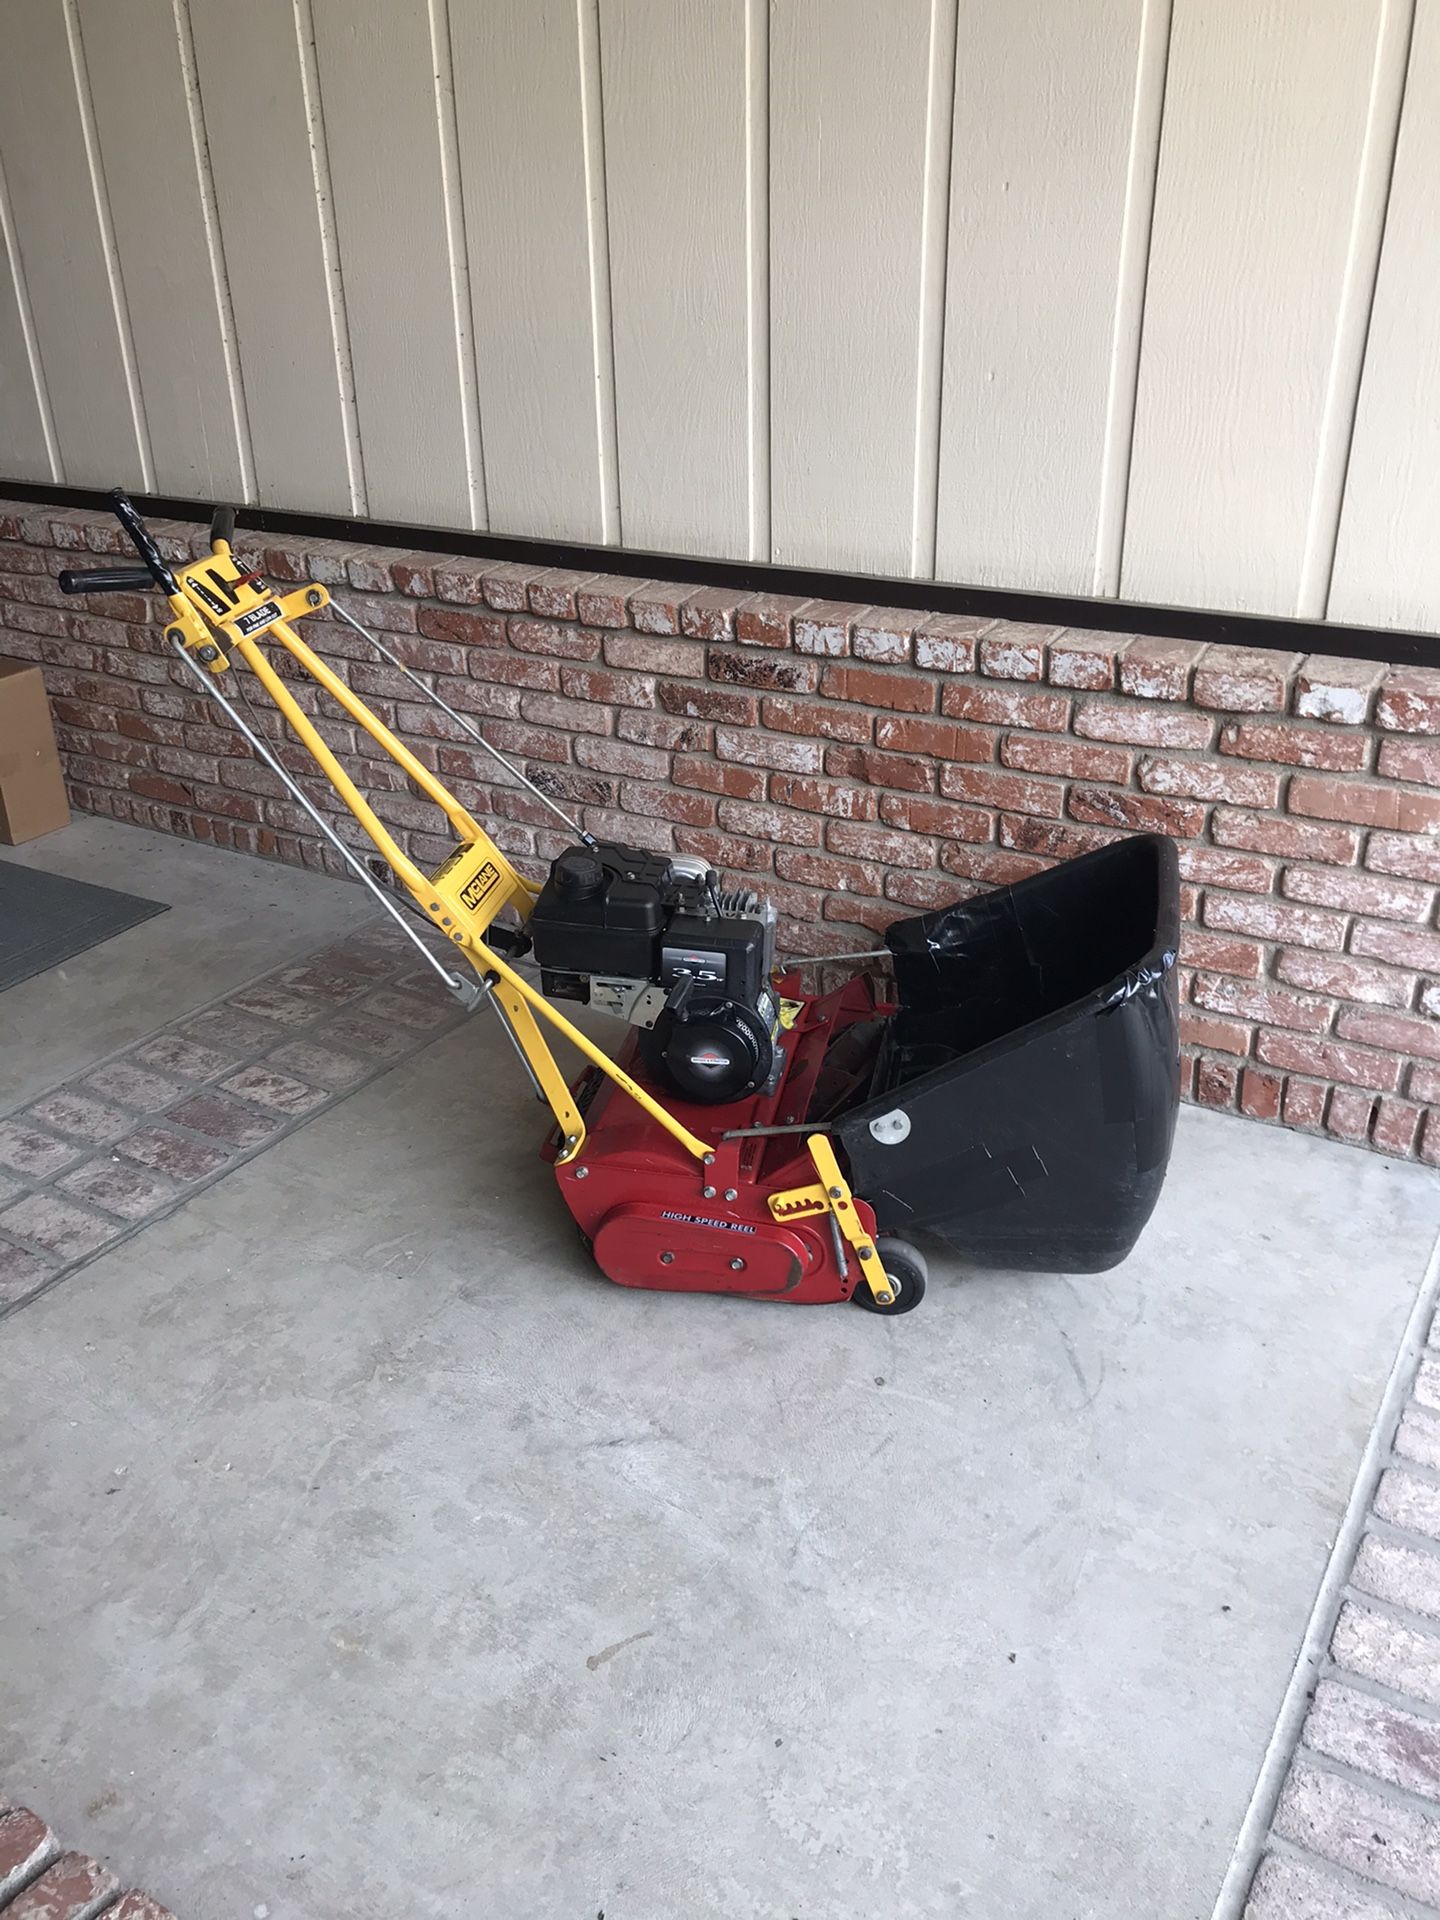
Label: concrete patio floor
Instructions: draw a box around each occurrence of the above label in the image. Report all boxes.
[2,821,1439,1920]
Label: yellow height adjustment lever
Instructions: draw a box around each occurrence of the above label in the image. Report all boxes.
[768,1134,892,1305]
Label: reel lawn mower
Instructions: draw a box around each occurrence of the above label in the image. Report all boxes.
[59,493,1182,1315]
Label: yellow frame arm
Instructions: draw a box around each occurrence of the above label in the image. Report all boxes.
[162,537,712,1167]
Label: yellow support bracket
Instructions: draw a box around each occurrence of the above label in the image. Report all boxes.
[768,1133,891,1305]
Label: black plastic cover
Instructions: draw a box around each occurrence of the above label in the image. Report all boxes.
[836,834,1181,1274]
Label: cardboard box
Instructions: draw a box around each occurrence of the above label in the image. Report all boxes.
[0,655,70,844]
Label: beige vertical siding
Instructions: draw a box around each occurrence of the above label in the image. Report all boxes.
[0,0,1434,632]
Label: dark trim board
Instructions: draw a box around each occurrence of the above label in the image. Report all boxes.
[3,477,1434,668]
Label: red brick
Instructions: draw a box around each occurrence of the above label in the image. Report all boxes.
[874,715,994,760]
[603,631,699,676]
[1276,948,1415,1007]
[1174,846,1274,893]
[1367,831,1440,882]
[1211,808,1360,864]
[708,648,817,693]
[416,602,514,648]
[1353,920,1440,970]
[508,616,602,660]
[630,582,690,635]
[0,1809,56,1899]
[1425,1112,1440,1166]
[1240,1066,1283,1118]
[939,764,1064,817]
[1379,737,1440,785]
[792,600,866,657]
[1073,702,1213,748]
[4,1851,117,1920]
[167,1091,287,1150]
[912,614,988,674]
[1193,1057,1239,1108]
[672,755,766,801]
[575,736,669,780]
[735,593,808,648]
[1379,666,1440,734]
[674,586,737,639]
[883,870,973,911]
[1182,931,1264,977]
[618,781,715,826]
[940,845,1045,886]
[820,663,933,712]
[852,608,915,663]
[1069,785,1206,837]
[1412,1063,1440,1104]
[826,745,936,792]
[1375,1097,1425,1157]
[1296,655,1384,724]
[1203,893,1346,950]
[559,664,656,709]
[1290,772,1440,832]
[1327,1086,1379,1142]
[941,683,1070,730]
[1000,734,1131,783]
[708,725,819,773]
[0,1120,85,1178]
[1192,973,1331,1033]
[618,711,709,751]
[715,799,821,845]
[1218,719,1370,770]
[1337,1006,1440,1061]
[769,775,877,819]
[586,806,676,853]
[1136,756,1280,806]
[658,683,756,726]
[999,815,1116,860]
[878,794,992,841]
[1282,1076,1328,1128]
[576,576,649,627]
[519,691,613,736]
[525,567,594,618]
[827,820,935,868]
[1192,644,1300,713]
[1256,1031,1404,1091]
[1046,628,1127,691]
[762,695,872,743]
[1118,637,1204,701]
[774,848,883,895]
[1281,865,1432,921]
[109,1897,180,1920]
[979,624,1056,681]
[1179,1009,1251,1055]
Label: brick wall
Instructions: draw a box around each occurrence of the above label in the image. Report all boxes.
[5,498,1440,1164]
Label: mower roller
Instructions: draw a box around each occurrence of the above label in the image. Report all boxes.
[60,493,1182,1314]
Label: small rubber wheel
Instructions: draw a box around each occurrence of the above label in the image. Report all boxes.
[852,1237,927,1315]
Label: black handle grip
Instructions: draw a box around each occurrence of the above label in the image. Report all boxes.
[110,487,179,594]
[57,565,158,595]
[210,503,237,547]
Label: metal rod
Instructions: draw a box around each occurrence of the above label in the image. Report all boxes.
[329,601,595,845]
[720,1121,834,1139]
[781,947,890,967]
[483,985,548,1103]
[170,640,477,1005]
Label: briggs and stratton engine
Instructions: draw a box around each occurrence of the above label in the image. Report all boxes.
[527,842,779,1104]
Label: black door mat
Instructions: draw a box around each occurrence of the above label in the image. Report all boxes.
[0,862,169,991]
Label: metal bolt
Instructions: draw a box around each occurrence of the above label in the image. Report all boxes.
[197,645,218,664]
[858,1246,873,1260]
[703,1152,715,1165]
[660,1251,674,1264]
[306,588,322,607]
[729,1258,745,1271]
[573,1165,588,1179]
[702,1185,716,1199]
[829,1186,843,1199]
[723,1187,737,1202]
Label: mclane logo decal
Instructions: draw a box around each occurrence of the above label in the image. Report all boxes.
[659,1211,758,1235]
[459,861,502,911]
[233,598,283,637]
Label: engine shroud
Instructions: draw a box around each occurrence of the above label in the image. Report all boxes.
[527,841,778,1103]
